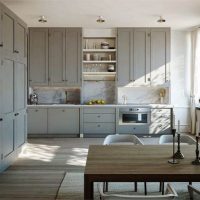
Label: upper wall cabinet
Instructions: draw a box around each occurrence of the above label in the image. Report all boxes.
[29,28,82,87]
[49,28,66,86]
[117,28,170,87]
[29,28,49,86]
[2,10,14,59]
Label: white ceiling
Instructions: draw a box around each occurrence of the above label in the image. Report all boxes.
[1,0,200,30]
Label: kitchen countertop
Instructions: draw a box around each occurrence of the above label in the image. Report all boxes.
[27,104,173,109]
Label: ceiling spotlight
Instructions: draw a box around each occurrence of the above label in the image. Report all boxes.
[38,16,47,23]
[96,16,105,23]
[157,16,166,23]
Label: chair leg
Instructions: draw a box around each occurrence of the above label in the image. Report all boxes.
[189,181,192,185]
[103,182,108,192]
[161,182,165,195]
[188,185,194,200]
[159,182,162,192]
[144,182,147,195]
[134,182,137,192]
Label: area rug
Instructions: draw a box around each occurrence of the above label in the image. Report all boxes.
[56,172,200,200]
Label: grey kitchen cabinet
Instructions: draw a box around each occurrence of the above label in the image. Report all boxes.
[29,28,49,86]
[83,108,116,136]
[150,28,170,85]
[27,108,48,134]
[65,28,81,86]
[0,2,27,172]
[117,28,170,86]
[48,108,79,134]
[14,20,27,60]
[1,59,14,114]
[2,9,14,59]
[49,28,66,86]
[150,108,172,134]
[117,28,132,86]
[29,28,81,87]
[14,112,26,148]
[2,116,14,158]
[14,62,26,111]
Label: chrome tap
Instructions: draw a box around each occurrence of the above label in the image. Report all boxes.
[122,95,128,105]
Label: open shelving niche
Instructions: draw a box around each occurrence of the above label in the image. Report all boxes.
[81,29,117,104]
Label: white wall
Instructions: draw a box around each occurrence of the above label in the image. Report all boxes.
[170,31,191,132]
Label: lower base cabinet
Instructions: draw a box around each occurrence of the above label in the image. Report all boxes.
[28,108,48,134]
[48,108,79,134]
[15,112,26,148]
[27,107,80,135]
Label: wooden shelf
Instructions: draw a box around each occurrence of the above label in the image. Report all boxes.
[83,72,116,75]
[83,49,116,52]
[83,60,116,64]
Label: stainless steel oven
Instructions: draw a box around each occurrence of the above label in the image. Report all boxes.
[119,107,151,125]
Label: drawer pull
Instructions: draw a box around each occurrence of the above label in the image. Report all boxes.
[62,110,65,112]
[35,109,38,112]
[97,124,101,127]
[15,113,19,116]
[0,118,3,121]
[97,115,101,118]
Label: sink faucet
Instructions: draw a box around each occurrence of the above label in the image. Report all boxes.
[122,95,128,104]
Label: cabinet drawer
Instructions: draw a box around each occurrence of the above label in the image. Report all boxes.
[84,108,115,114]
[150,123,171,134]
[151,114,170,122]
[118,125,149,134]
[84,113,115,123]
[84,123,115,134]
[151,109,171,115]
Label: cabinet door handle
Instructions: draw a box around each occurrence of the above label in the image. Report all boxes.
[0,43,3,47]
[0,118,3,121]
[35,109,38,112]
[14,113,19,116]
[14,50,19,53]
[62,110,65,112]
[148,78,151,81]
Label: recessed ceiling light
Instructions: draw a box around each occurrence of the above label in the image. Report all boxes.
[96,16,105,23]
[38,16,47,23]
[157,16,166,23]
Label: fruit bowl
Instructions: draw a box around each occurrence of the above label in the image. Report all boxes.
[87,99,106,105]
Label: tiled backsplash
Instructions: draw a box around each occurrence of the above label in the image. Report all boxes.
[118,87,170,104]
[29,87,80,104]
[82,81,115,104]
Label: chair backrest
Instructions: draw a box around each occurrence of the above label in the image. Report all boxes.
[98,183,178,199]
[103,134,144,145]
[159,134,195,145]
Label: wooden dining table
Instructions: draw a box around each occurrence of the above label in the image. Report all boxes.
[84,145,200,199]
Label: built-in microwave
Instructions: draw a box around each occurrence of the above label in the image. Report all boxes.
[119,107,151,125]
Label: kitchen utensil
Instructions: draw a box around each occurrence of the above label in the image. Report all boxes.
[30,93,38,105]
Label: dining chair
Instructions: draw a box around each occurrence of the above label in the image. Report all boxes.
[98,182,178,199]
[102,134,145,194]
[188,185,200,200]
[159,134,196,145]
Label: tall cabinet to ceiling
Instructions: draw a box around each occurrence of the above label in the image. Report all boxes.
[0,3,27,172]
[117,28,170,87]
[28,28,81,87]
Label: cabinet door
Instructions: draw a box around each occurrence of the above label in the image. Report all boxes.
[2,11,14,58]
[0,8,2,48]
[14,62,26,111]
[29,28,48,86]
[49,28,65,86]
[2,116,14,158]
[14,21,26,59]
[150,28,170,85]
[14,112,26,148]
[0,117,3,170]
[133,28,150,86]
[66,28,81,86]
[48,108,79,134]
[1,59,14,114]
[27,108,48,134]
[117,28,132,86]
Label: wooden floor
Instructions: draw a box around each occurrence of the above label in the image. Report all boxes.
[0,138,103,199]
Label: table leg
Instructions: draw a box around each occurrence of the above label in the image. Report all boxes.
[84,174,94,200]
